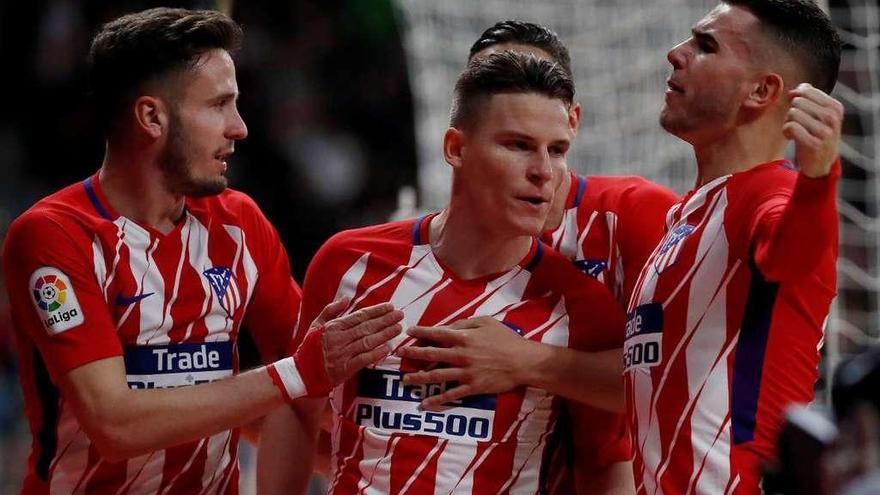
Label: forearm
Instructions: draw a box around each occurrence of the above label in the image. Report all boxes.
[756,161,839,281]
[67,363,286,460]
[258,400,325,495]
[518,342,624,413]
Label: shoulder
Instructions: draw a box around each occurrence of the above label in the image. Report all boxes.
[734,161,798,189]
[310,217,420,268]
[729,161,798,207]
[4,183,99,256]
[531,244,607,297]
[322,217,418,253]
[583,175,678,211]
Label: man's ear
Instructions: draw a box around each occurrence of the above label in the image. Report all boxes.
[443,127,466,169]
[569,102,582,133]
[743,72,785,111]
[132,95,170,139]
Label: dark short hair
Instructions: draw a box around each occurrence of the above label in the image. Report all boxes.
[468,20,572,77]
[450,51,574,129]
[88,7,243,131]
[723,0,841,93]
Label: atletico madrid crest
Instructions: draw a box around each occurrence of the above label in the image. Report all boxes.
[654,224,696,274]
[203,267,240,318]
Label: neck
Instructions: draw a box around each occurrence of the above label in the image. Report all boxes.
[543,170,571,231]
[429,208,533,280]
[691,116,787,188]
[99,140,186,234]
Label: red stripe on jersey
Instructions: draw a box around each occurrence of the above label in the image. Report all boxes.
[4,174,301,494]
[627,162,835,495]
[301,216,625,494]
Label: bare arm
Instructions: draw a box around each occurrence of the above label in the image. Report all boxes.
[61,356,286,461]
[60,301,402,461]
[398,317,624,413]
[258,399,326,495]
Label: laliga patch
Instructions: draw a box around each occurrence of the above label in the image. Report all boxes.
[29,267,85,335]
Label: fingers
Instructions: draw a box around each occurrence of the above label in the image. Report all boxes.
[402,367,466,386]
[311,297,349,328]
[341,322,403,356]
[343,338,395,376]
[396,346,468,366]
[786,83,844,178]
[324,307,404,348]
[324,323,401,384]
[420,383,475,410]
[782,121,821,149]
[449,317,491,330]
[406,326,464,345]
[334,303,398,330]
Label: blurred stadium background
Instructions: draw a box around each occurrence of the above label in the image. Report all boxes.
[0,0,876,493]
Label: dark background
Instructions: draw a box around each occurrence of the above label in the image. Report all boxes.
[0,0,416,490]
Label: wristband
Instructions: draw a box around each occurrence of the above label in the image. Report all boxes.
[266,325,333,402]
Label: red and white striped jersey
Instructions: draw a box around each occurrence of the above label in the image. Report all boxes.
[541,172,677,306]
[293,214,625,495]
[2,174,302,495]
[539,172,676,494]
[624,161,838,495]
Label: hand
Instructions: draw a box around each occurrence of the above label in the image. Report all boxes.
[313,299,404,386]
[397,316,531,409]
[783,83,844,178]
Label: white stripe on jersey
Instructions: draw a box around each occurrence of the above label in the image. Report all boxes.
[200,431,233,493]
[149,219,191,345]
[497,388,556,494]
[632,179,726,493]
[102,224,126,300]
[356,433,401,494]
[92,237,108,302]
[185,217,214,341]
[118,450,164,495]
[49,403,91,495]
[158,439,207,495]
[576,211,599,261]
[433,440,475,494]
[135,232,165,345]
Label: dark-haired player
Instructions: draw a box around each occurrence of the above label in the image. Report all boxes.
[259,52,626,494]
[2,8,401,494]
[402,2,844,493]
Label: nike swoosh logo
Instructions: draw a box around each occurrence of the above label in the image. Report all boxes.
[115,292,155,306]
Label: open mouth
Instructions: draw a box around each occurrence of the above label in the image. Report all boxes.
[215,150,234,170]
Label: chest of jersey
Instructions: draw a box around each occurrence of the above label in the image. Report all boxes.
[89,213,258,390]
[331,243,570,443]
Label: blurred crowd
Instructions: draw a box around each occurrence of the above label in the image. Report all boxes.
[0,0,416,490]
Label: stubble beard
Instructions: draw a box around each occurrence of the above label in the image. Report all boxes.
[158,113,228,198]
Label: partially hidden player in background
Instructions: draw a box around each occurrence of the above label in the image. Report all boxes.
[258,52,627,494]
[467,20,678,494]
[402,1,844,493]
[1,8,402,494]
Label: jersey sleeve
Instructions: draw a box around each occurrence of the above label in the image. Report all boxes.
[2,213,121,380]
[239,199,302,363]
[751,160,840,282]
[617,181,678,302]
[561,264,632,466]
[286,233,349,355]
